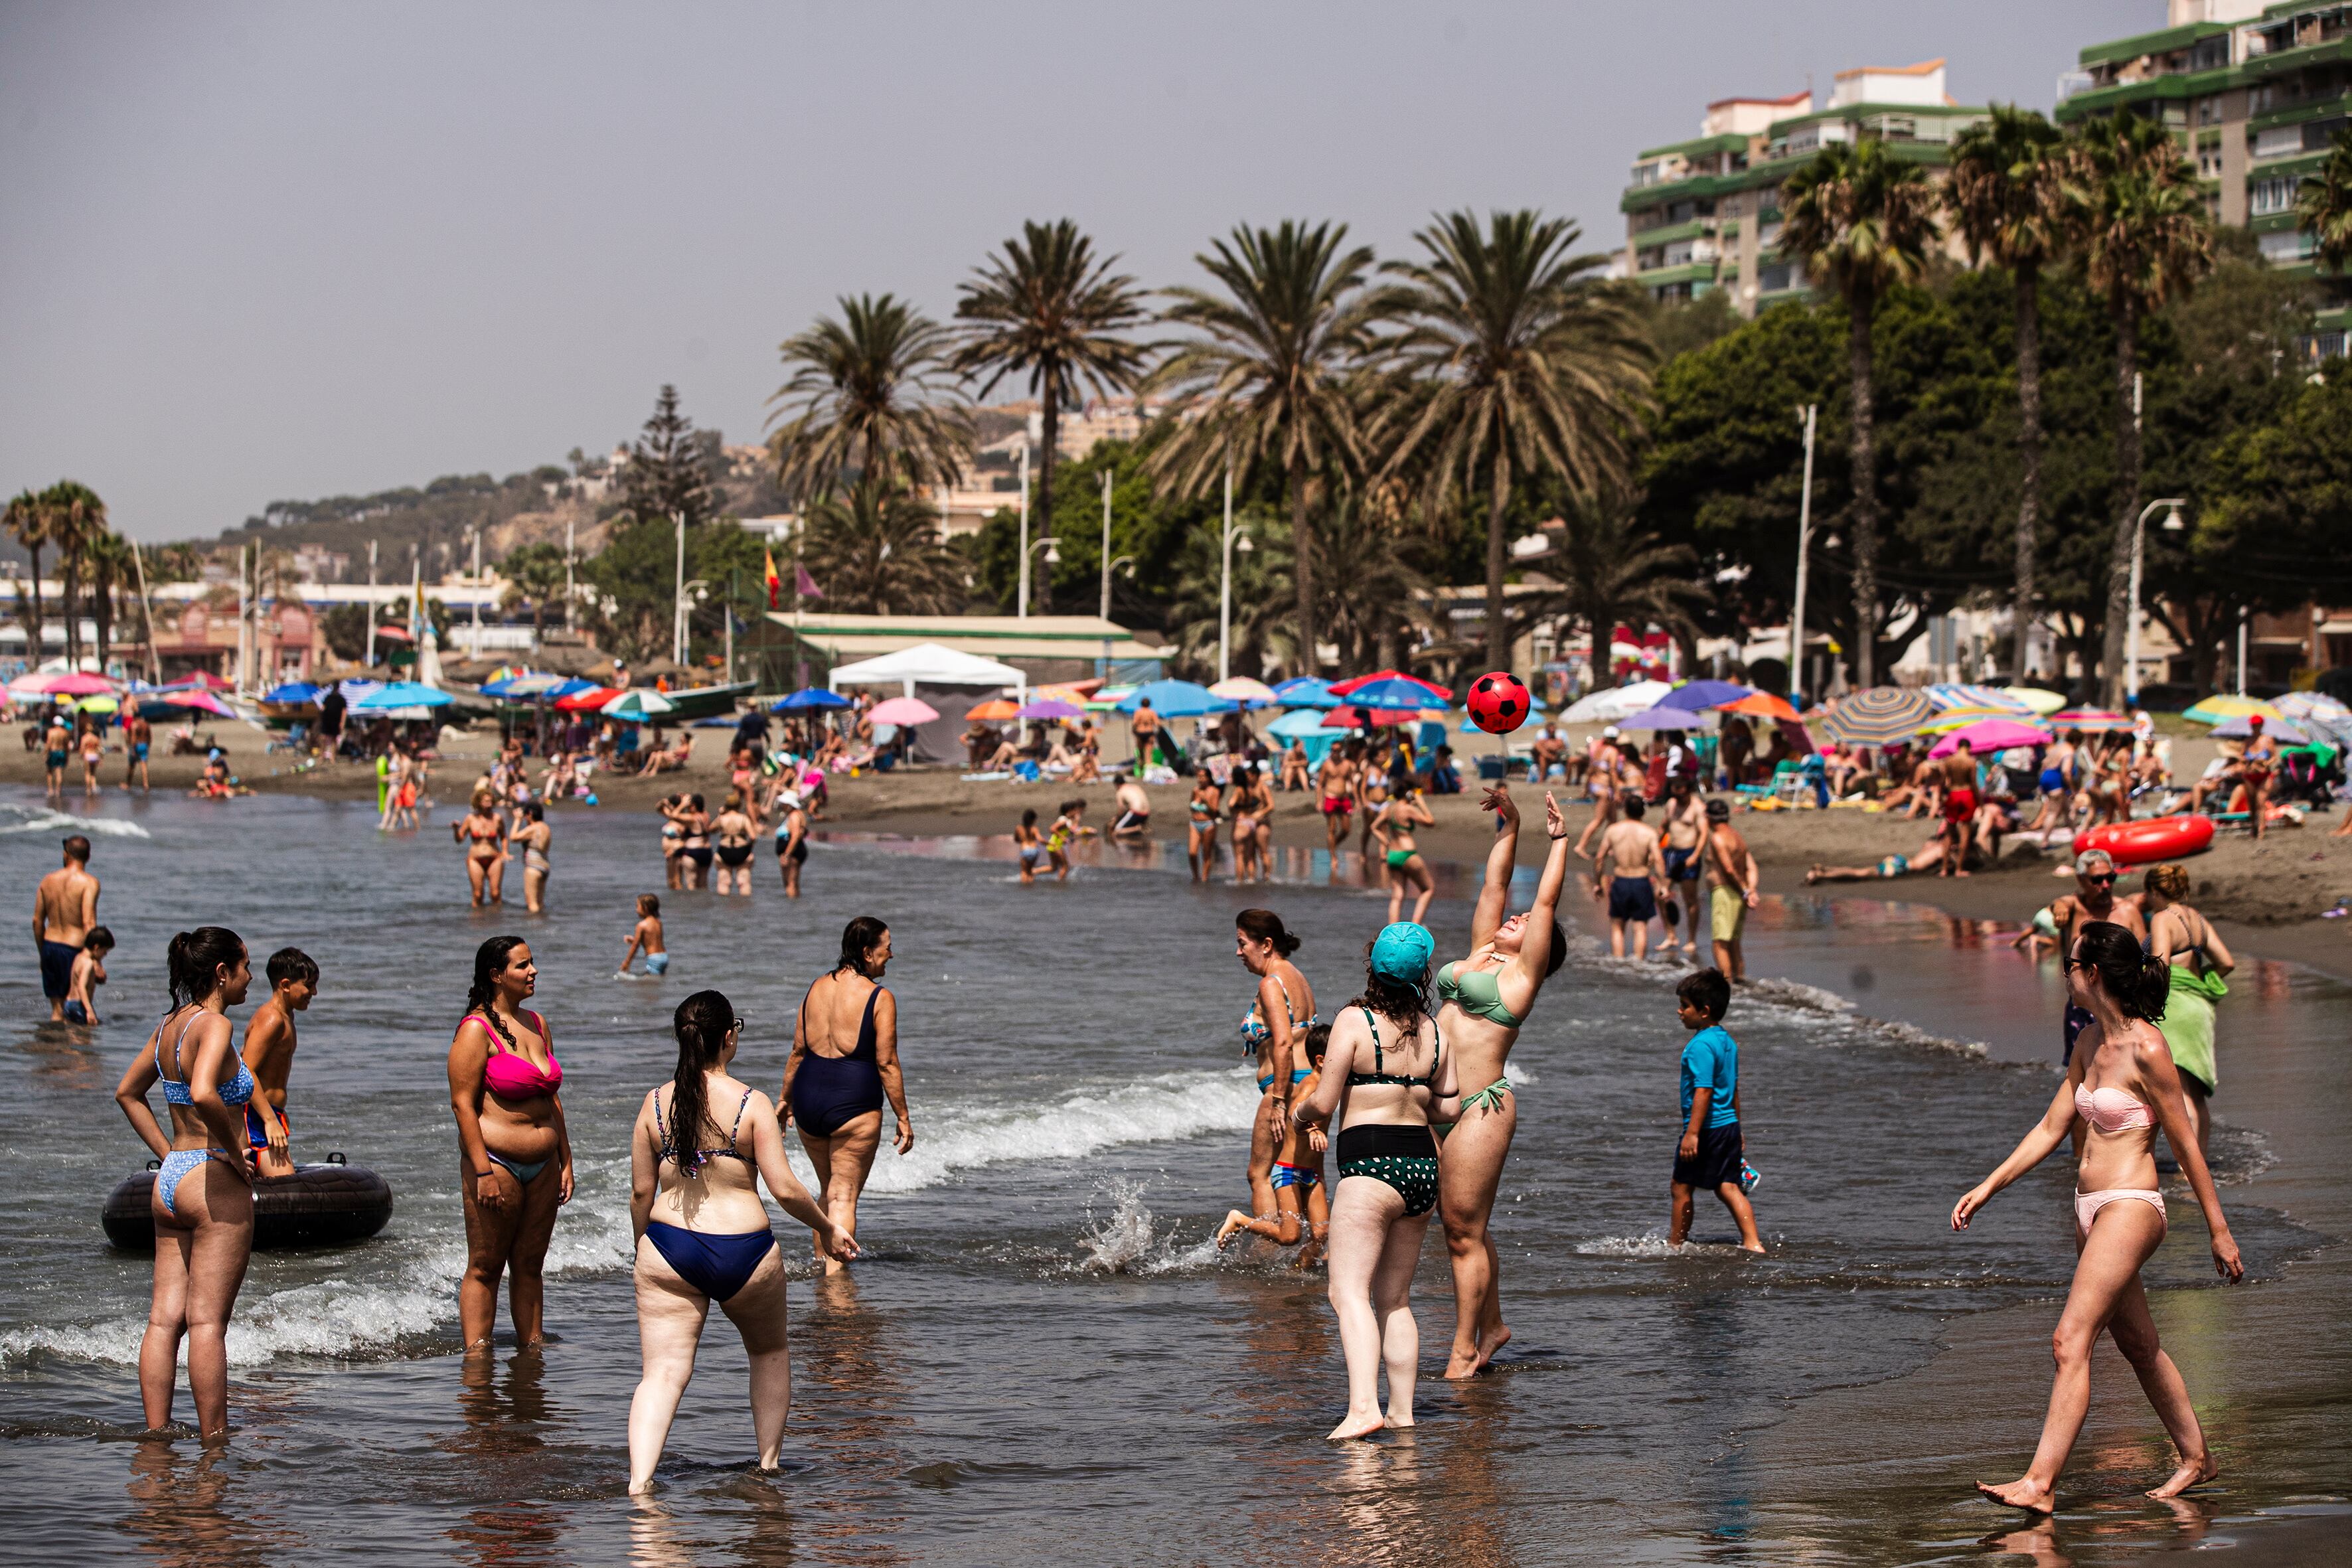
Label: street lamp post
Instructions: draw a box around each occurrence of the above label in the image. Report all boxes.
[1098,469,1115,621]
[1217,455,1239,682]
[1016,440,1034,619]
[2125,497,2186,706]
[1790,404,1817,704]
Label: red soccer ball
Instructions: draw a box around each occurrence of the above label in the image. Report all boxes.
[1466,670,1531,735]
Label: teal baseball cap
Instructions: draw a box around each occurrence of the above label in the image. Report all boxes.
[1369,921,1433,982]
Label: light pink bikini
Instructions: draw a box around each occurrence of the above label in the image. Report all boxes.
[2072,1080,2166,1239]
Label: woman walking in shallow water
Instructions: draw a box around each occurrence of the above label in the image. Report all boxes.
[1292,923,1458,1441]
[1952,920,2242,1511]
[1234,909,1317,1233]
[783,917,913,1275]
[1435,785,1571,1379]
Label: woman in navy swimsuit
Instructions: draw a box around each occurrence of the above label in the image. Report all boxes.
[783,917,915,1275]
[629,989,855,1492]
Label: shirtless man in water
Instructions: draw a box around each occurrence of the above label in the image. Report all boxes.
[1315,744,1356,858]
[1111,777,1152,838]
[43,713,70,802]
[1701,798,1760,983]
[1594,796,1667,959]
[2047,848,2146,1067]
[34,834,100,1023]
[1658,775,1709,958]
[241,949,319,1178]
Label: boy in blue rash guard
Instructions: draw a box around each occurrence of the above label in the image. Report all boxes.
[1668,968,1763,1253]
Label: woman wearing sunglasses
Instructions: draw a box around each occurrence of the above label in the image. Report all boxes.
[1952,921,2242,1512]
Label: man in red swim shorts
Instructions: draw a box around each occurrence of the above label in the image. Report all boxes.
[1315,744,1358,857]
[1936,738,1979,878]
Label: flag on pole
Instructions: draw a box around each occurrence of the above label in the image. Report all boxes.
[763,547,782,610]
[797,564,823,601]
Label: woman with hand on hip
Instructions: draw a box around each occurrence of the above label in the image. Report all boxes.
[446,936,573,1352]
[1953,921,2243,1512]
[113,927,256,1437]
[2139,862,2233,1157]
[628,990,856,1492]
[783,917,913,1276]
[1234,909,1317,1235]
[1435,785,1571,1379]
[1291,923,1458,1441]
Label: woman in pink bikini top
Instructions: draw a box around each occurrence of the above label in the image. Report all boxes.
[446,935,573,1354]
[1950,920,2243,1514]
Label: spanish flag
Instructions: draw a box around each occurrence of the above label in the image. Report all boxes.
[763,546,782,609]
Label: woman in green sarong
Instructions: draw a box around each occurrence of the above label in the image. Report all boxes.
[2142,863,2234,1156]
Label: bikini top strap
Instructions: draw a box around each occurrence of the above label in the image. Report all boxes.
[526,1010,550,1048]
[1270,973,1294,1026]
[728,1087,754,1152]
[1361,1004,1381,1073]
[159,1006,201,1083]
[467,1014,506,1056]
[858,984,884,1058]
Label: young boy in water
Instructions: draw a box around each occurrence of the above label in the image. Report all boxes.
[64,926,113,1026]
[1215,1024,1332,1263]
[1014,809,1044,885]
[618,894,668,978]
[242,948,319,1178]
[1669,968,1764,1253]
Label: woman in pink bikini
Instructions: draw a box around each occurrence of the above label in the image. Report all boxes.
[1952,920,2243,1512]
[446,935,573,1352]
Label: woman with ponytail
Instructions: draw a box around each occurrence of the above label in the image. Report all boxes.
[627,989,855,1492]
[1954,920,2244,1511]
[445,936,572,1352]
[113,927,255,1435]
[782,916,913,1276]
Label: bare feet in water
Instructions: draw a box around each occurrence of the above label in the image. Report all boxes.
[2148,1453,2218,1500]
[1326,1409,1387,1441]
[1214,1210,1253,1248]
[1976,1477,2055,1512]
[1474,1322,1512,1372]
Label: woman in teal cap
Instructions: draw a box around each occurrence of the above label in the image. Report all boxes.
[1292,921,1460,1441]
[1433,785,1571,1379]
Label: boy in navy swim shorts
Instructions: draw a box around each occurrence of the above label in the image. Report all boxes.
[1669,969,1763,1253]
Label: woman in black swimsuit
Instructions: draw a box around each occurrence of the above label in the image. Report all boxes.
[781,917,913,1275]
[678,794,713,890]
[711,791,756,898]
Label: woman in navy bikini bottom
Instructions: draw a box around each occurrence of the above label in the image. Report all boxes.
[629,989,855,1493]
[112,926,256,1438]
[783,916,915,1276]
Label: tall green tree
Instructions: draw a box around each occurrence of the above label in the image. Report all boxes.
[1144,220,1380,676]
[499,542,572,638]
[801,482,967,616]
[951,219,1152,584]
[82,528,133,670]
[2,491,48,664]
[2072,108,2214,705]
[1549,489,1704,690]
[2298,124,2352,275]
[769,294,973,502]
[1373,208,1654,672]
[1947,105,2069,678]
[40,481,107,668]
[1780,136,1939,686]
[619,385,718,530]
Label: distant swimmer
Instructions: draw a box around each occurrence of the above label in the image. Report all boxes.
[1953,922,2242,1512]
[240,948,319,1179]
[1015,808,1044,885]
[1291,922,1458,1441]
[34,832,100,1023]
[775,791,809,900]
[112,927,257,1437]
[447,936,573,1354]
[64,925,113,1026]
[626,990,856,1493]
[712,792,757,897]
[619,894,668,978]
[783,917,914,1277]
[1185,778,1221,883]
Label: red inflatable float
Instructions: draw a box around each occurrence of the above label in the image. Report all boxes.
[2071,814,2215,866]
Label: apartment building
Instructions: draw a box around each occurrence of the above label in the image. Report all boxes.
[2059,0,2351,356]
[1620,60,1986,316]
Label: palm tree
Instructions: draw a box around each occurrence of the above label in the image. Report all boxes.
[40,481,106,669]
[81,528,135,671]
[1947,106,2070,680]
[500,542,570,640]
[2297,124,2352,275]
[2,490,48,665]
[951,220,1151,562]
[2072,108,2214,706]
[801,481,967,616]
[1780,137,1939,686]
[1375,208,1654,672]
[1144,220,1381,676]
[1547,490,1705,690]
[768,294,973,503]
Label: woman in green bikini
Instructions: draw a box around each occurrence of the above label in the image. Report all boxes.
[1435,784,1571,1379]
[1370,785,1435,925]
[1292,922,1460,1441]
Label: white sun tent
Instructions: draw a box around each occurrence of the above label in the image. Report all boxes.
[826,643,1025,699]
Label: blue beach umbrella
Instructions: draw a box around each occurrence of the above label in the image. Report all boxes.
[349,680,452,711]
[1267,707,1346,740]
[1115,678,1233,718]
[773,686,853,712]
[262,682,323,705]
[1660,678,1753,711]
[1271,675,1343,710]
[1336,675,1447,711]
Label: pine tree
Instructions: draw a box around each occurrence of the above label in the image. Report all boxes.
[621,385,718,530]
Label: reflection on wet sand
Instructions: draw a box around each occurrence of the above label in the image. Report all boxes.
[786,1273,908,1567]
[123,1440,288,1568]
[810,829,1477,903]
[16,1020,105,1089]
[445,1350,567,1568]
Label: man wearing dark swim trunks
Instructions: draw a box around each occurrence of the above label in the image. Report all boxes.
[2046,848,2144,1063]
[33,834,100,1023]
[42,713,69,802]
[1129,697,1160,775]
[1595,795,1666,960]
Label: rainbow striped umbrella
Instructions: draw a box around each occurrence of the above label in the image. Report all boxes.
[2048,708,2134,734]
[1816,687,1934,747]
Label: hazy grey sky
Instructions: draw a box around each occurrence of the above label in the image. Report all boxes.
[1,1,2149,542]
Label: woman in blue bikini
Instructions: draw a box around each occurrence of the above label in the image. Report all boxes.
[1235,909,1318,1233]
[112,926,256,1437]
[628,990,856,1493]
[783,917,914,1276]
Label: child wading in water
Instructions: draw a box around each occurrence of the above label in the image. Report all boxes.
[241,947,319,1178]
[1215,1024,1332,1267]
[1015,809,1044,885]
[1670,968,1763,1253]
[64,926,114,1026]
[1046,799,1093,883]
[619,894,669,978]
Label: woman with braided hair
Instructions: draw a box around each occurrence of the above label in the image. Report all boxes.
[627,990,856,1492]
[446,935,572,1352]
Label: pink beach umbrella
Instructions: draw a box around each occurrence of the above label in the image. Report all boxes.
[47,671,117,696]
[161,690,236,718]
[1925,718,2050,759]
[868,696,940,727]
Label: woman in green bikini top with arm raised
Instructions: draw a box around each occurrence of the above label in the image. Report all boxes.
[1433,783,1573,1381]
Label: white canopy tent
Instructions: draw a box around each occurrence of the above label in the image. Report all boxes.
[827,643,1025,701]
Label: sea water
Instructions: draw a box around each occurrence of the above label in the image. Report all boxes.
[0,795,2343,1564]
